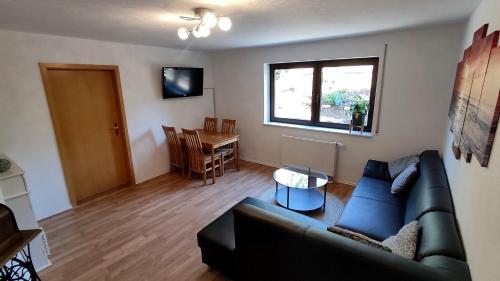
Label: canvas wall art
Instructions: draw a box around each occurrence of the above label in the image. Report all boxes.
[448,24,500,167]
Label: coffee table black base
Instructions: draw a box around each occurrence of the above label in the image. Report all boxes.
[275,187,324,212]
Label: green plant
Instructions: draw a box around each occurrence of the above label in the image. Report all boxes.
[349,97,369,115]
[322,89,347,106]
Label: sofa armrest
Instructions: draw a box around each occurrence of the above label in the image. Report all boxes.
[234,204,463,281]
[363,159,392,180]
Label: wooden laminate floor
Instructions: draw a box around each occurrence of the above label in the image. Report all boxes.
[39,161,353,281]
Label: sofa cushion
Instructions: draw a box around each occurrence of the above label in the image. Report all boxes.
[404,184,454,224]
[416,212,465,261]
[417,164,449,189]
[418,151,449,188]
[327,226,392,252]
[363,160,392,180]
[381,221,418,259]
[404,151,455,223]
[335,197,404,241]
[391,163,418,194]
[388,154,420,178]
[353,177,405,207]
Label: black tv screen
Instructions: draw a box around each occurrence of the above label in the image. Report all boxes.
[162,67,203,99]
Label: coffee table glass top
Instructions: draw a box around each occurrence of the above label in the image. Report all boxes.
[273,166,328,189]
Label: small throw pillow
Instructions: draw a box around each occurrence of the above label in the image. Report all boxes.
[363,160,392,180]
[388,154,420,179]
[328,226,391,252]
[391,163,418,194]
[381,221,418,259]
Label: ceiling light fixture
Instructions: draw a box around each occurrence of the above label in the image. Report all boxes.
[177,27,190,40]
[218,17,232,32]
[177,8,232,40]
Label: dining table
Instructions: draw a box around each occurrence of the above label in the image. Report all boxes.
[178,129,240,184]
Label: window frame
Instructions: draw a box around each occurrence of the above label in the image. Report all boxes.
[269,57,379,132]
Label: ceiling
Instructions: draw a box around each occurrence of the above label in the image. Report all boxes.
[0,0,480,50]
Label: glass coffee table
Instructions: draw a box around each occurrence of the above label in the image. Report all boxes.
[273,166,329,212]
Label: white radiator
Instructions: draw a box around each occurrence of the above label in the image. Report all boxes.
[280,135,341,178]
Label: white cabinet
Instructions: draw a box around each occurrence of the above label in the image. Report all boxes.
[0,155,51,271]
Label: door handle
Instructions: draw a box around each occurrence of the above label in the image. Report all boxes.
[112,123,120,135]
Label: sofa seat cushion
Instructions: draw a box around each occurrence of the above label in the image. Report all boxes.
[416,212,465,261]
[353,177,405,207]
[335,196,404,241]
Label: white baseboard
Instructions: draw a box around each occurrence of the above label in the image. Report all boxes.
[136,171,170,185]
[241,157,356,187]
[332,178,357,187]
[36,260,52,272]
[240,157,281,169]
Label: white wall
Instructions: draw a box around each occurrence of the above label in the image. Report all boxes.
[442,0,500,280]
[212,23,464,184]
[0,30,214,220]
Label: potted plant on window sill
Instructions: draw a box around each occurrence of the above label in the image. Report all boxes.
[349,98,369,133]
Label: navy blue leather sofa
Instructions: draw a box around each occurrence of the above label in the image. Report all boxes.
[197,150,471,281]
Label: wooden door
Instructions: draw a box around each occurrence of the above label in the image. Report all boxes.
[40,64,134,204]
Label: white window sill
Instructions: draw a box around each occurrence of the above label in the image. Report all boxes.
[263,121,375,137]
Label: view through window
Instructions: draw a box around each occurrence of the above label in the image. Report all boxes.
[270,58,378,131]
[273,67,313,121]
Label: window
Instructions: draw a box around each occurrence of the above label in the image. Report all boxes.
[270,57,379,132]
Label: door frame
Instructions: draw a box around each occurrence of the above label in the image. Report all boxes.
[39,63,135,206]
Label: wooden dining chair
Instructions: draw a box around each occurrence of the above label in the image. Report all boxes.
[181,128,221,185]
[218,119,237,175]
[204,117,218,133]
[162,126,186,176]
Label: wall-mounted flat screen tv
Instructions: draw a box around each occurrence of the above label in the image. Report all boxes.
[162,67,203,99]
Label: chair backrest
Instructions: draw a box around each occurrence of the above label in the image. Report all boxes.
[162,126,183,168]
[221,119,237,150]
[221,119,236,134]
[204,117,218,133]
[182,128,205,173]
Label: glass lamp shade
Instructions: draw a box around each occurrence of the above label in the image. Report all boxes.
[192,28,201,38]
[202,12,217,28]
[177,27,189,40]
[218,17,232,31]
[198,24,211,37]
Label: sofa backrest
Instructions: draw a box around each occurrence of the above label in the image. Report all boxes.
[404,150,455,223]
[403,150,466,264]
[416,211,465,261]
